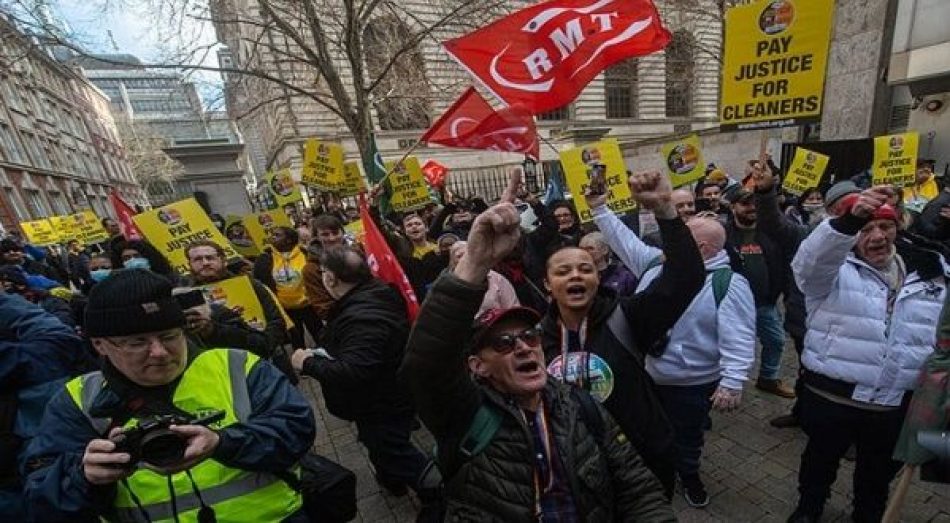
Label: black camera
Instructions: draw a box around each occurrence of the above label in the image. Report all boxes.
[111,409,225,467]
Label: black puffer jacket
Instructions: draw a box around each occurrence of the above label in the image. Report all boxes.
[401,272,673,522]
[302,278,412,421]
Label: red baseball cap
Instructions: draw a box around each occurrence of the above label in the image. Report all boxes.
[471,307,542,352]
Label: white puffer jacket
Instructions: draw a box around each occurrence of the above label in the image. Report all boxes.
[792,220,947,406]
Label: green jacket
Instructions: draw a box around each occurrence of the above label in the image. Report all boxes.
[401,272,673,522]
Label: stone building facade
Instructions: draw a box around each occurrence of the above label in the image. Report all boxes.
[0,17,147,235]
[211,0,725,192]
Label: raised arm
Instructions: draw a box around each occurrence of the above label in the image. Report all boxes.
[589,192,662,277]
[793,186,893,299]
[620,173,706,352]
[400,202,522,440]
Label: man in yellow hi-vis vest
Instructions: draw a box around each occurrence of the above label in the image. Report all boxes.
[21,269,316,522]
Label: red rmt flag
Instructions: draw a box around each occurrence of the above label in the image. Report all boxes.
[421,87,540,159]
[108,189,142,240]
[443,0,670,114]
[358,195,420,321]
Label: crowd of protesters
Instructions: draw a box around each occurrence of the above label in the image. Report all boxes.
[1,154,949,522]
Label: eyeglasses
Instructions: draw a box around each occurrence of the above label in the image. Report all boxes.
[105,329,184,353]
[484,327,542,354]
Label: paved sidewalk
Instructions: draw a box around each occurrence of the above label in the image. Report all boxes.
[297,346,950,522]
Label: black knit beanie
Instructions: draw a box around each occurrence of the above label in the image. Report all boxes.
[84,269,186,337]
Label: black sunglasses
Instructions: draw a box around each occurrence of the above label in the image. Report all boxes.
[484,327,542,354]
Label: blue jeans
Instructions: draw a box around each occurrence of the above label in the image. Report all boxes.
[655,381,719,480]
[756,304,786,380]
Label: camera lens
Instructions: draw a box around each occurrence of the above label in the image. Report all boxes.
[140,429,187,467]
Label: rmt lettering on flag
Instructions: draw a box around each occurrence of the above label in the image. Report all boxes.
[443,0,670,114]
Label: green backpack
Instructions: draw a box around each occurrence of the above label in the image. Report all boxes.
[644,256,733,307]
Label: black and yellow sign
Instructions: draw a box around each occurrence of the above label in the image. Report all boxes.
[386,157,432,212]
[20,219,59,246]
[560,139,635,223]
[134,198,239,274]
[782,147,829,196]
[338,161,368,197]
[300,139,345,191]
[872,132,919,187]
[720,0,834,131]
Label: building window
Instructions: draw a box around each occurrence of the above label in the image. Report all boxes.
[3,187,28,221]
[20,132,50,169]
[538,106,570,121]
[605,59,638,119]
[363,17,432,131]
[48,191,70,215]
[24,189,49,218]
[665,31,694,118]
[0,123,24,164]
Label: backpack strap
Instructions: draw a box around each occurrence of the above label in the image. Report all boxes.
[570,387,605,444]
[459,404,503,458]
[711,268,733,308]
[606,305,643,366]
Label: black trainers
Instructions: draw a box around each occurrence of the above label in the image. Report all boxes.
[769,414,801,429]
[682,475,709,508]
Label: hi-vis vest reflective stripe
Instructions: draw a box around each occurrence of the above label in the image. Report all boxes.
[65,349,303,523]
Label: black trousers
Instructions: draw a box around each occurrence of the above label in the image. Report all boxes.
[355,414,436,500]
[795,387,907,522]
[790,335,805,418]
[285,306,323,348]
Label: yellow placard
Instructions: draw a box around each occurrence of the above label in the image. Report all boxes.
[872,132,919,187]
[133,198,240,274]
[344,219,365,245]
[300,139,345,191]
[243,209,294,252]
[265,169,303,208]
[560,139,635,222]
[74,210,110,244]
[49,215,76,242]
[661,134,705,188]
[200,275,267,331]
[720,0,834,131]
[386,157,432,212]
[338,161,368,197]
[20,219,59,246]
[782,147,829,195]
[224,214,260,258]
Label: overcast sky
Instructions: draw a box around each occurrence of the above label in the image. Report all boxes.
[53,1,223,106]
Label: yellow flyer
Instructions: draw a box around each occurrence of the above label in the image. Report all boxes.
[200,275,267,331]
[720,0,834,130]
[386,156,432,212]
[872,132,919,187]
[783,147,829,195]
[224,214,260,258]
[133,198,239,274]
[661,134,705,188]
[74,210,110,244]
[20,219,59,246]
[338,161,368,197]
[265,169,303,207]
[559,139,635,222]
[300,139,345,191]
[243,209,294,252]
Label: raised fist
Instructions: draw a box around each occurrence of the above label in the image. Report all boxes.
[454,203,521,283]
[629,171,674,217]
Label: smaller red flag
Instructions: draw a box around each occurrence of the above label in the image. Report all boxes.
[108,190,142,240]
[421,87,539,159]
[421,160,449,188]
[359,195,420,321]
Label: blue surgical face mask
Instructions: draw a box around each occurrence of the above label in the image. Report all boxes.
[89,268,112,283]
[124,257,151,270]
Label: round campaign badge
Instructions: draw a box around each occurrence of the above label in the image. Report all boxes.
[547,352,615,403]
[758,1,795,35]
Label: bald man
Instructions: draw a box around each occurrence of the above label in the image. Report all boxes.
[594,207,756,509]
[671,189,696,220]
